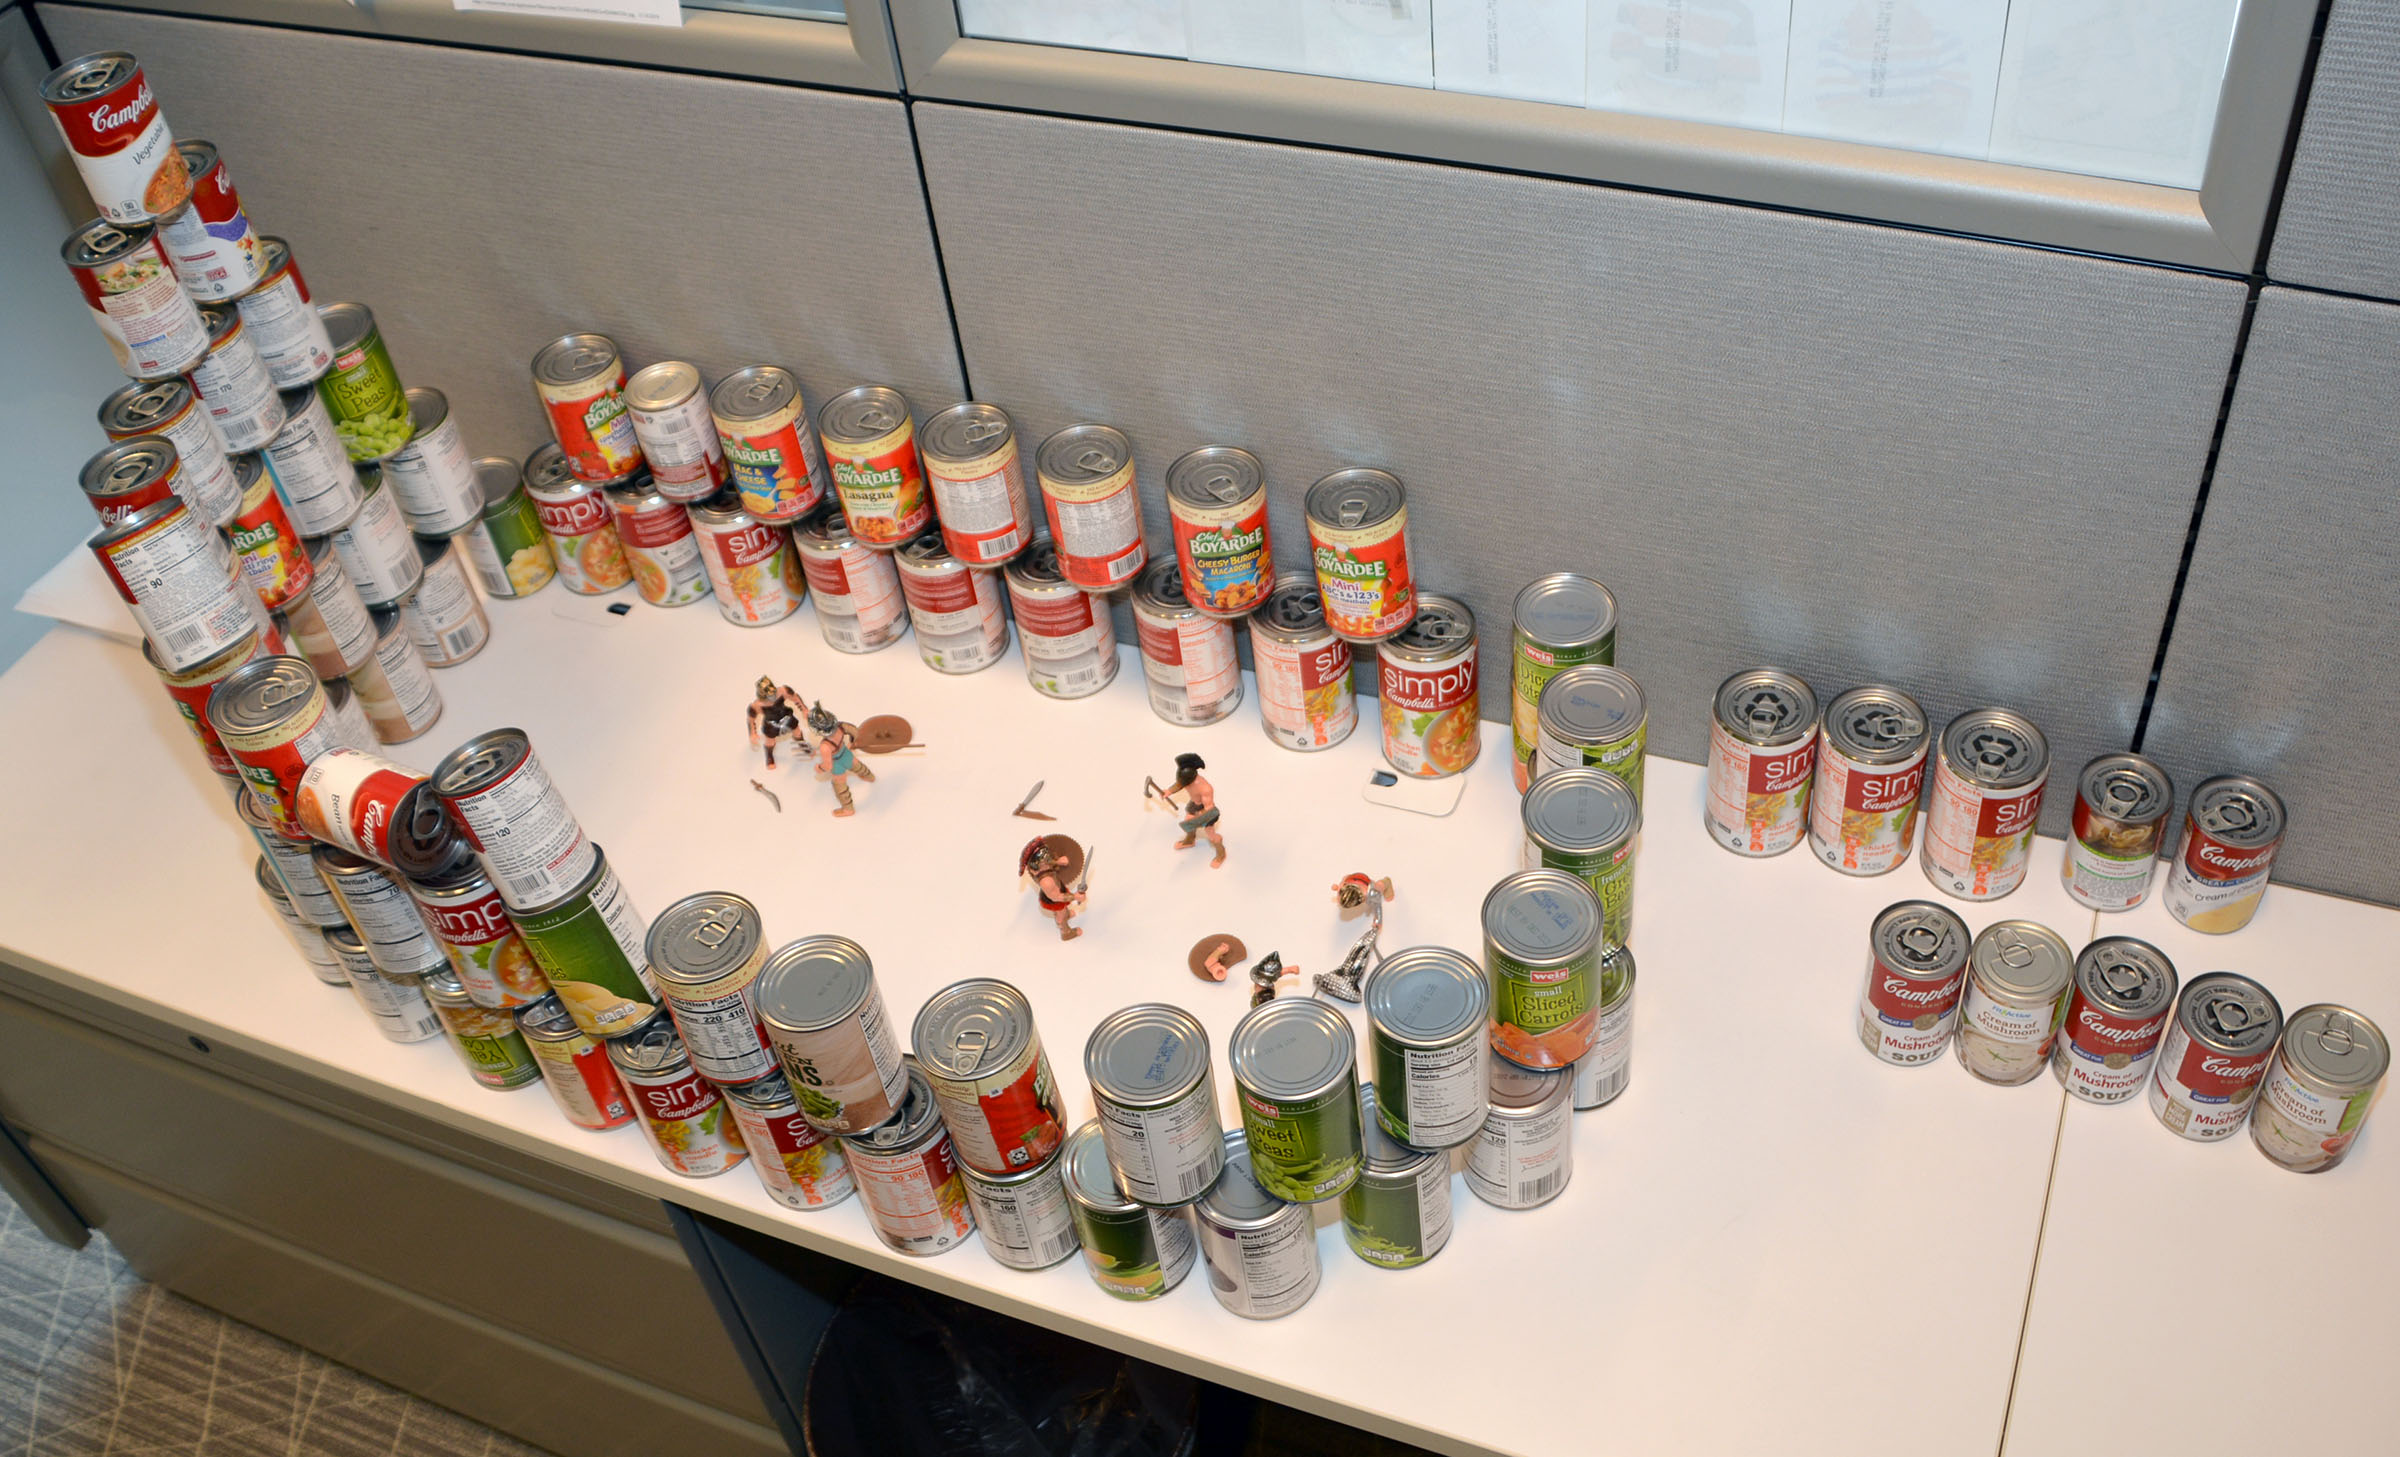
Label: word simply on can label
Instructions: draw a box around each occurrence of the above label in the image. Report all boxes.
[1808,685,1928,876]
[329,473,423,607]
[43,53,187,223]
[646,892,777,1088]
[531,333,642,483]
[262,387,363,535]
[1365,946,1491,1150]
[2052,937,2179,1104]
[1378,595,1481,779]
[1573,951,1636,1109]
[608,1014,749,1179]
[711,365,830,521]
[398,537,489,667]
[912,979,1070,1177]
[1196,1132,1321,1320]
[1061,1121,1198,1299]
[2251,1004,2389,1174]
[754,935,910,1134]
[94,496,261,670]
[524,443,631,594]
[726,1074,856,1212]
[920,401,1033,567]
[148,629,275,783]
[623,361,726,502]
[819,385,932,546]
[295,746,423,863]
[1249,576,1355,752]
[155,141,261,300]
[1305,468,1415,642]
[1921,708,2050,902]
[1165,445,1272,617]
[1856,899,1972,1067]
[350,606,443,743]
[515,993,636,1130]
[189,306,285,453]
[410,870,551,1010]
[235,238,334,387]
[1084,1004,1224,1207]
[1132,558,1241,726]
[607,475,712,608]
[1034,423,1145,590]
[689,492,804,628]
[960,1152,1080,1270]
[382,388,483,535]
[1343,1084,1454,1270]
[1533,664,1647,802]
[1003,539,1119,700]
[314,303,413,461]
[842,1063,976,1257]
[1229,998,1363,1204]
[466,457,557,598]
[895,534,1009,674]
[1482,869,1604,1070]
[1705,667,1820,857]
[430,728,596,911]
[1954,920,2075,1086]
[1465,1056,1573,1210]
[2061,753,2174,912]
[64,218,209,378]
[98,377,240,526]
[794,508,908,654]
[2162,775,2287,935]
[1510,572,1618,792]
[2149,973,2283,1142]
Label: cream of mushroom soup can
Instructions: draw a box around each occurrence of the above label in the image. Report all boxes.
[688,490,804,628]
[960,1149,1080,1270]
[1342,1085,1454,1269]
[841,1060,975,1256]
[2149,973,2283,1142]
[382,388,483,534]
[608,1012,749,1180]
[1534,664,1646,801]
[2163,775,2288,935]
[263,386,364,535]
[1034,423,1146,590]
[190,304,285,452]
[1132,557,1241,725]
[43,54,185,225]
[725,1072,855,1212]
[1520,767,1639,957]
[2052,937,2178,1104]
[234,238,334,388]
[895,533,1008,673]
[1954,920,2075,1086]
[606,472,712,608]
[911,978,1070,1177]
[1364,946,1490,1150]
[1705,667,1819,857]
[2251,1005,2389,1173]
[793,506,907,653]
[429,727,597,911]
[324,925,444,1044]
[1249,576,1355,751]
[2062,754,2174,912]
[398,535,489,667]
[99,377,240,526]
[1573,950,1636,1108]
[1921,707,2050,902]
[1808,685,1930,876]
[1003,538,1119,699]
[1377,595,1480,779]
[62,217,208,378]
[1085,1004,1224,1207]
[1196,1131,1321,1320]
[819,385,931,545]
[920,401,1034,566]
[1464,1053,1572,1210]
[1061,1120,1197,1299]
[646,892,776,1088]
[753,935,909,1134]
[623,360,726,502]
[1856,900,1972,1067]
[1229,997,1362,1204]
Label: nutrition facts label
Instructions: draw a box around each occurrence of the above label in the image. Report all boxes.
[1398,1041,1486,1146]
[1098,1093,1222,1204]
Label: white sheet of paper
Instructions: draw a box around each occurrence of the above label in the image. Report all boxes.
[1585,0,1793,130]
[956,0,1190,58]
[1986,0,2237,189]
[1781,0,2007,159]
[1190,0,1308,71]
[15,547,140,648]
[1302,0,1435,87]
[452,0,682,27]
[1432,0,1587,104]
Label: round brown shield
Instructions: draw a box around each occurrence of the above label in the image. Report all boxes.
[1187,934,1247,983]
[856,714,914,753]
[1034,834,1084,888]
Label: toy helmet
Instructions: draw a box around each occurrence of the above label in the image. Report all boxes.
[1172,751,1205,788]
[755,675,778,699]
[1019,838,1053,875]
[806,703,839,735]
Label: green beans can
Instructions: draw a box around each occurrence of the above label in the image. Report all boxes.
[313,302,413,461]
[461,456,556,598]
[1574,949,1636,1108]
[1482,869,1604,1070]
[1520,769,1639,956]
[422,967,543,1090]
[1363,946,1489,1149]
[1509,572,1617,792]
[505,843,656,1040]
[1060,1121,1197,1300]
[1341,1084,1454,1269]
[1228,997,1362,1203]
[1533,664,1647,803]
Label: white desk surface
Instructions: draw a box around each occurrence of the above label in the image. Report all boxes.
[0,580,2375,1457]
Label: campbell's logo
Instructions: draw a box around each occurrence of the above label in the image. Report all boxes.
[533,490,608,533]
[84,83,156,139]
[712,522,779,566]
[1985,792,2042,838]
[1312,547,1387,581]
[1381,655,1475,710]
[636,1077,716,1122]
[2197,1053,2270,1083]
[358,801,388,844]
[2193,840,2274,876]
[2078,1008,2161,1044]
[1881,974,1961,1007]
[1853,766,1923,814]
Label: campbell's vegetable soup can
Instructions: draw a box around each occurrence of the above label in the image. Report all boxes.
[2052,937,2178,1104]
[294,745,422,863]
[606,472,711,608]
[1533,664,1646,803]
[206,656,340,829]
[43,53,187,224]
[63,217,208,379]
[1704,668,1819,858]
[1510,572,1618,793]
[607,1012,749,1179]
[1378,595,1480,779]
[1305,469,1414,642]
[2062,754,2175,912]
[920,402,1034,567]
[1482,869,1603,1070]
[531,332,642,483]
[97,378,240,526]
[1954,920,2074,1086]
[1249,576,1355,751]
[1003,538,1119,699]
[2163,775,2288,935]
[1061,1120,1196,1299]
[753,935,909,1134]
[688,490,805,628]
[711,365,830,522]
[1084,1004,1224,1207]
[1343,1085,1454,1269]
[793,506,908,654]
[1808,685,1928,876]
[409,865,552,1011]
[645,892,776,1088]
[1921,708,2050,902]
[1229,997,1362,1204]
[911,979,1069,1177]
[1365,946,1490,1150]
[725,1071,855,1212]
[2252,1004,2389,1174]
[524,441,631,595]
[1165,445,1272,617]
[623,360,726,502]
[1131,558,1241,726]
[1196,1130,1321,1320]
[430,727,596,911]
[960,1149,1080,1271]
[1034,424,1146,590]
[1520,769,1639,956]
[1855,900,1971,1068]
[515,992,636,1131]
[465,456,556,598]
[819,385,931,546]
[2150,973,2283,1142]
[841,1060,975,1257]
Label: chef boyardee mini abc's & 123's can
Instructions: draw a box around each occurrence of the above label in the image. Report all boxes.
[1305,468,1414,643]
[1229,997,1362,1203]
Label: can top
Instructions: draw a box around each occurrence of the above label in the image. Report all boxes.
[1600,946,1637,1006]
[684,489,753,528]
[723,1069,797,1111]
[322,922,368,957]
[531,333,621,389]
[430,726,532,800]
[421,966,474,1008]
[1871,900,1971,981]
[61,217,154,269]
[603,1010,692,1078]
[397,387,448,435]
[1356,1086,1435,1175]
[522,441,578,494]
[1487,1047,1571,1112]
[708,364,799,424]
[644,892,765,990]
[911,978,1037,1083]
[1511,572,1618,651]
[1712,668,1819,749]
[2175,973,2283,1057]
[1197,1131,1288,1228]
[317,303,377,356]
[513,992,581,1042]
[253,854,286,901]
[1228,997,1357,1102]
[623,360,702,413]
[413,533,454,568]
[1480,870,1602,967]
[260,236,294,276]
[1521,768,1640,855]
[2075,753,2173,827]
[1304,469,1404,531]
[2073,937,2178,1018]
[1085,1003,1210,1110]
[2275,1005,2390,1094]
[232,451,265,493]
[1537,665,1645,747]
[309,842,386,882]
[388,781,474,882]
[1131,557,1195,618]
[2187,774,2286,848]
[752,934,876,1033]
[1060,1118,1135,1213]
[1164,446,1264,511]
[1249,576,1331,644]
[1364,946,1489,1049]
[98,379,194,437]
[1003,538,1070,591]
[602,472,667,510]
[844,1060,944,1156]
[201,303,239,346]
[896,531,958,572]
[1938,708,2049,791]
[205,656,320,739]
[1381,595,1474,662]
[1967,920,2074,1002]
[471,457,524,514]
[1822,685,1928,765]
[920,401,1016,464]
[818,384,912,445]
[1035,424,1130,487]
[81,437,177,501]
[792,505,857,552]
[368,601,404,639]
[41,51,136,103]
[171,137,219,177]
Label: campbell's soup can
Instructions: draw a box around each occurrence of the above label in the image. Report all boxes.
[2150,973,2283,1141]
[1249,576,1354,752]
[524,441,632,595]
[235,237,335,388]
[1705,668,1819,857]
[1921,708,2050,902]
[154,141,262,300]
[43,53,186,224]
[91,495,267,671]
[1165,445,1271,617]
[410,866,552,1011]
[726,1073,855,1212]
[818,385,931,546]
[1377,595,1481,779]
[191,304,286,451]
[1034,423,1146,590]
[2062,754,2175,913]
[1304,468,1414,642]
[842,1060,976,1257]
[711,365,830,521]
[920,401,1034,566]
[63,218,208,379]
[646,893,777,1088]
[531,332,642,483]
[1808,685,1929,876]
[688,490,804,627]
[623,360,727,502]
[2163,775,2287,934]
[754,935,910,1135]
[98,377,241,526]
[228,455,314,611]
[1131,558,1241,726]
[262,387,364,534]
[2052,937,2179,1104]
[516,992,636,1131]
[79,435,183,529]
[911,979,1071,1177]
[608,1012,750,1179]
[606,473,712,608]
[1003,538,1118,699]
[793,506,907,653]
[429,727,597,912]
[1954,920,2075,1086]
[295,745,424,863]
[145,627,277,784]
[895,533,1009,674]
[1856,900,1972,1067]
[2252,1004,2389,1173]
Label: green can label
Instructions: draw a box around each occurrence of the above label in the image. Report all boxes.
[1339,1157,1452,1269]
[1548,719,1646,804]
[434,1003,544,1089]
[513,868,656,1039]
[317,326,414,461]
[1487,946,1598,1069]
[1072,1205,1195,1301]
[1237,1078,1361,1203]
[1526,839,1635,956]
[472,488,556,598]
[1510,627,1614,781]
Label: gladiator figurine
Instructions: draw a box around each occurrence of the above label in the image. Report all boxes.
[1249,952,1294,1007]
[746,677,810,770]
[1021,839,1086,942]
[809,703,877,817]
[1315,873,1396,1003]
[1146,752,1225,868]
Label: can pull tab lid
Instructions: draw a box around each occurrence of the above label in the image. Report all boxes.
[1201,470,1242,503]
[950,1028,989,1075]
[2098,959,2148,1003]
[1336,500,1368,528]
[86,222,131,253]
[1074,446,1114,474]
[1898,923,1943,961]
[2314,1022,2358,1059]
[1993,929,2037,969]
[61,65,115,98]
[2204,996,2253,1036]
[963,418,1008,448]
[857,401,900,434]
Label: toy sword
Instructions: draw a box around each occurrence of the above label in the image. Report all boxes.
[1074,845,1097,895]
[1012,780,1055,820]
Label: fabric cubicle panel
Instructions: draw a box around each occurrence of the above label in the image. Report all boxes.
[912,104,2245,831]
[2144,287,2400,906]
[37,5,964,461]
[2269,0,2400,301]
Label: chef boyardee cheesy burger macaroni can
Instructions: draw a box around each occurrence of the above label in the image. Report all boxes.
[895,532,1009,674]
[206,656,338,828]
[842,1060,975,1257]
[80,434,185,530]
[146,629,275,785]
[606,472,712,608]
[1230,997,1363,1203]
[295,745,423,863]
[1197,1131,1321,1320]
[324,925,443,1044]
[2163,774,2288,935]
[1921,707,2050,902]
[351,604,442,743]
[961,1149,1079,1271]
[234,238,334,388]
[532,332,642,483]
[1856,900,1971,1068]
[688,490,805,628]
[1573,950,1636,1108]
[464,457,555,598]
[191,305,285,452]
[1808,685,1930,877]
[1465,1053,1572,1211]
[712,365,831,522]
[912,978,1070,1177]
[1365,946,1490,1149]
[1482,869,1604,1070]
[2062,753,2174,912]
[1705,667,1820,857]
[229,456,314,612]
[1004,538,1119,699]
[725,1072,855,1212]
[291,538,378,676]
[1062,1120,1197,1299]
[506,845,656,1040]
[328,469,422,607]
[1132,557,1242,725]
[607,1012,749,1180]
[63,218,209,380]
[1305,469,1414,642]
[1344,1085,1454,1270]
[646,892,776,1087]
[1954,920,2075,1086]
[314,303,411,461]
[753,934,909,1134]
[2052,937,2178,1105]
[314,845,446,977]
[409,865,551,1011]
[1166,445,1272,617]
[43,54,186,225]
[430,727,596,911]
[398,536,488,667]
[2150,973,2283,1142]
[422,969,543,1091]
[1534,664,1646,802]
[819,385,932,547]
[263,386,363,535]
[623,360,726,503]
[2252,1004,2389,1174]
[920,402,1034,567]
[1510,573,1618,792]
[1034,423,1146,590]
[382,388,482,535]
[793,506,908,654]
[1378,595,1480,778]
[1519,769,1638,957]
[93,495,263,673]
[1085,1003,1224,1207]
[154,141,260,300]
[1249,576,1355,751]
[99,378,240,526]
[515,992,636,1131]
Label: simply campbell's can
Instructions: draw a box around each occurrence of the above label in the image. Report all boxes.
[818,385,931,546]
[1808,685,1929,876]
[153,140,261,300]
[233,237,334,388]
[645,892,777,1088]
[515,992,636,1131]
[725,1072,855,1212]
[710,364,830,522]
[43,53,187,224]
[607,472,712,608]
[524,441,632,594]
[793,506,908,654]
[919,401,1034,567]
[689,489,805,628]
[410,865,552,1011]
[1364,946,1491,1150]
[752,935,910,1134]
[1378,595,1481,779]
[1954,920,2075,1086]
[63,217,209,379]
[430,727,597,912]
[1061,1120,1196,1299]
[1305,468,1415,643]
[2062,753,2175,913]
[2149,973,2283,1142]
[2251,1004,2389,1174]
[1520,768,1639,956]
[1229,997,1362,1204]
[314,303,413,461]
[98,378,240,526]
[608,1012,749,1179]
[2053,937,2179,1105]
[2163,775,2288,935]
[532,332,642,483]
[623,360,727,503]
[1482,869,1604,1070]
[1856,900,1972,1068]
[911,979,1070,1177]
[462,456,557,598]
[1705,667,1819,857]
[1343,1085,1454,1269]
[1131,557,1242,725]
[1921,708,2050,902]
[1195,1131,1321,1320]
[1165,445,1272,617]
[1083,1004,1224,1207]
[1034,423,1146,591]
[1003,538,1119,699]
[1533,664,1646,802]
[1249,576,1355,752]
[1511,573,1619,792]
[841,1060,975,1257]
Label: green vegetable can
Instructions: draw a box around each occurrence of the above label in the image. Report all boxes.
[421,967,543,1090]
[1509,572,1617,792]
[1520,768,1640,956]
[460,456,556,598]
[1533,664,1647,804]
[1060,1121,1196,1300]
[507,843,657,1040]
[314,302,414,461]
[1229,998,1362,1203]
[1341,1085,1454,1269]
[1364,946,1489,1150]
[1483,869,1604,1070]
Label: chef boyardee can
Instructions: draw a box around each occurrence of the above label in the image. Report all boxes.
[2150,973,2283,1142]
[1520,768,1639,957]
[646,892,776,1087]
[1003,538,1119,699]
[1085,1003,1224,1207]
[841,1060,975,1257]
[422,968,543,1091]
[711,365,831,522]
[1304,468,1414,642]
[724,1071,855,1212]
[507,845,656,1041]
[1343,1085,1454,1269]
[1034,423,1146,590]
[2053,937,2179,1105]
[2061,753,2174,912]
[98,378,240,526]
[1809,685,1931,877]
[207,656,340,828]
[1954,920,2075,1086]
[1377,595,1480,779]
[607,1012,748,1180]
[753,935,909,1134]
[1229,997,1362,1203]
[1196,1131,1320,1320]
[1364,946,1490,1150]
[1921,707,2050,902]
[1482,869,1603,1070]
[1857,900,1971,1068]
[1465,1053,1572,1210]
[960,1148,1079,1271]
[1534,664,1646,802]
[532,332,642,484]
[515,992,636,1131]
[1572,950,1635,1108]
[323,925,443,1044]
[2163,774,2288,935]
[1061,1120,1197,1300]
[314,303,412,461]
[820,385,932,546]
[1704,667,1820,857]
[147,628,274,786]
[912,978,1070,1176]
[1248,575,1356,751]
[430,727,597,911]
[919,401,1034,567]
[1165,445,1272,617]
[2252,1004,2389,1174]
[228,454,313,612]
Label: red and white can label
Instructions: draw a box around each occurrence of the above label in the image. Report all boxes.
[1923,766,2044,901]
[2162,823,2278,933]
[158,155,262,300]
[2054,993,2169,1104]
[927,444,1030,565]
[622,1067,747,1179]
[727,1098,854,1211]
[537,365,643,484]
[1040,462,1145,590]
[799,543,905,643]
[94,508,263,671]
[72,232,209,378]
[850,1138,974,1255]
[528,1033,634,1130]
[1705,723,1816,857]
[1137,615,1238,721]
[1858,957,1966,1066]
[295,747,424,863]
[2148,1022,2273,1140]
[1808,741,1926,875]
[154,629,275,780]
[695,517,803,627]
[530,484,633,596]
[234,266,334,388]
[439,750,595,912]
[1378,645,1479,779]
[900,564,1007,670]
[925,1049,1068,1177]
[661,985,776,1086]
[628,391,726,499]
[609,496,710,607]
[1253,630,1355,752]
[49,66,184,223]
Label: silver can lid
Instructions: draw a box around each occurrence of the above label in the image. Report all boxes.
[1967,920,2074,1002]
[531,333,621,389]
[1381,595,1474,663]
[921,401,1016,464]
[896,531,958,573]
[1197,1131,1288,1228]
[604,1011,692,1077]
[1304,469,1404,532]
[42,52,137,103]
[818,384,911,446]
[1939,708,2049,792]
[911,978,1037,1083]
[1870,900,1971,980]
[1131,557,1194,618]
[513,992,580,1042]
[1822,685,1928,766]
[2073,937,2179,1019]
[472,457,524,512]
[1511,572,1617,652]
[1537,665,1645,747]
[1165,446,1265,512]
[522,441,578,494]
[395,386,447,435]
[1228,997,1356,1102]
[792,504,856,551]
[623,360,702,413]
[1487,1046,1570,1111]
[98,378,194,437]
[172,138,219,178]
[845,1060,945,1155]
[430,727,533,799]
[81,437,178,503]
[685,489,752,529]
[1060,1118,1132,1213]
[253,855,287,901]
[753,935,876,1034]
[317,303,377,355]
[644,892,764,990]
[1712,668,1819,749]
[1522,769,1640,855]
[1355,1085,1441,1175]
[2174,973,2283,1058]
[723,1069,797,1112]
[2275,1005,2390,1095]
[1365,946,1490,1049]
[708,364,800,425]
[2075,753,2173,827]
[421,966,474,1008]
[1004,537,1069,591]
[322,923,369,959]
[1036,424,1131,487]
[1480,870,1601,968]
[1249,575,1331,644]
[1085,1003,1210,1110]
[61,218,153,269]
[2187,774,2286,848]
[206,657,320,739]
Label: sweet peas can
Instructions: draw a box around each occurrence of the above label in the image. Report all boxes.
[1249,576,1355,751]
[818,385,931,546]
[624,361,727,502]
[1304,469,1414,642]
[532,332,641,483]
[1165,446,1271,617]
[1704,667,1820,857]
[525,442,631,595]
[920,402,1034,567]
[43,54,186,224]
[1808,685,1930,876]
[314,303,412,461]
[1378,595,1480,779]
[911,979,1069,1176]
[688,491,804,627]
[1034,424,1146,590]
[1342,1085,1453,1269]
[1510,573,1618,791]
[711,365,830,522]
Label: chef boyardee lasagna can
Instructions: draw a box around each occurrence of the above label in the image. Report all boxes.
[1808,685,1930,877]
[409,864,552,1011]
[2062,753,2174,912]
[1230,997,1362,1204]
[422,969,543,1091]
[1534,664,1646,802]
[1921,707,2050,902]
[711,365,830,522]
[382,388,482,535]
[1573,950,1636,1108]
[1249,575,1355,751]
[842,1060,975,1257]
[1003,538,1119,699]
[532,332,641,483]
[1377,595,1480,779]
[1197,1131,1320,1320]
[895,532,1009,674]
[1034,423,1146,590]
[94,495,264,672]
[314,845,446,977]
[1133,557,1242,725]
[960,1148,1079,1271]
[646,892,776,1088]
[607,1012,748,1180]
[1857,900,1971,1067]
[1061,1119,1197,1299]
[430,728,596,911]
[1705,667,1820,857]
[1305,468,1414,642]
[2053,937,2179,1105]
[1954,920,2075,1086]
[264,387,363,535]
[1482,869,1603,1071]
[1165,445,1272,617]
[507,845,656,1041]
[623,360,727,503]
[753,934,909,1134]
[2252,1004,2389,1174]
[324,925,443,1044]
[191,304,285,452]
[234,238,334,388]
[920,401,1034,567]
[819,385,932,546]
[1465,1053,1572,1210]
[912,978,1070,1177]
[62,217,208,379]
[724,1071,855,1212]
[1510,572,1618,792]
[2163,775,2288,935]
[207,656,340,829]
[1520,768,1639,957]
[99,378,240,526]
[1085,1003,1224,1207]
[1365,946,1490,1150]
[43,53,186,225]
[515,992,636,1131]
[462,456,555,598]
[1343,1085,1454,1269]
[2149,973,2283,1142]
[794,506,908,653]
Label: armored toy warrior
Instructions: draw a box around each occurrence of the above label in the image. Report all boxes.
[1145,752,1225,868]
[1021,838,1087,942]
[746,677,810,770]
[809,703,877,817]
